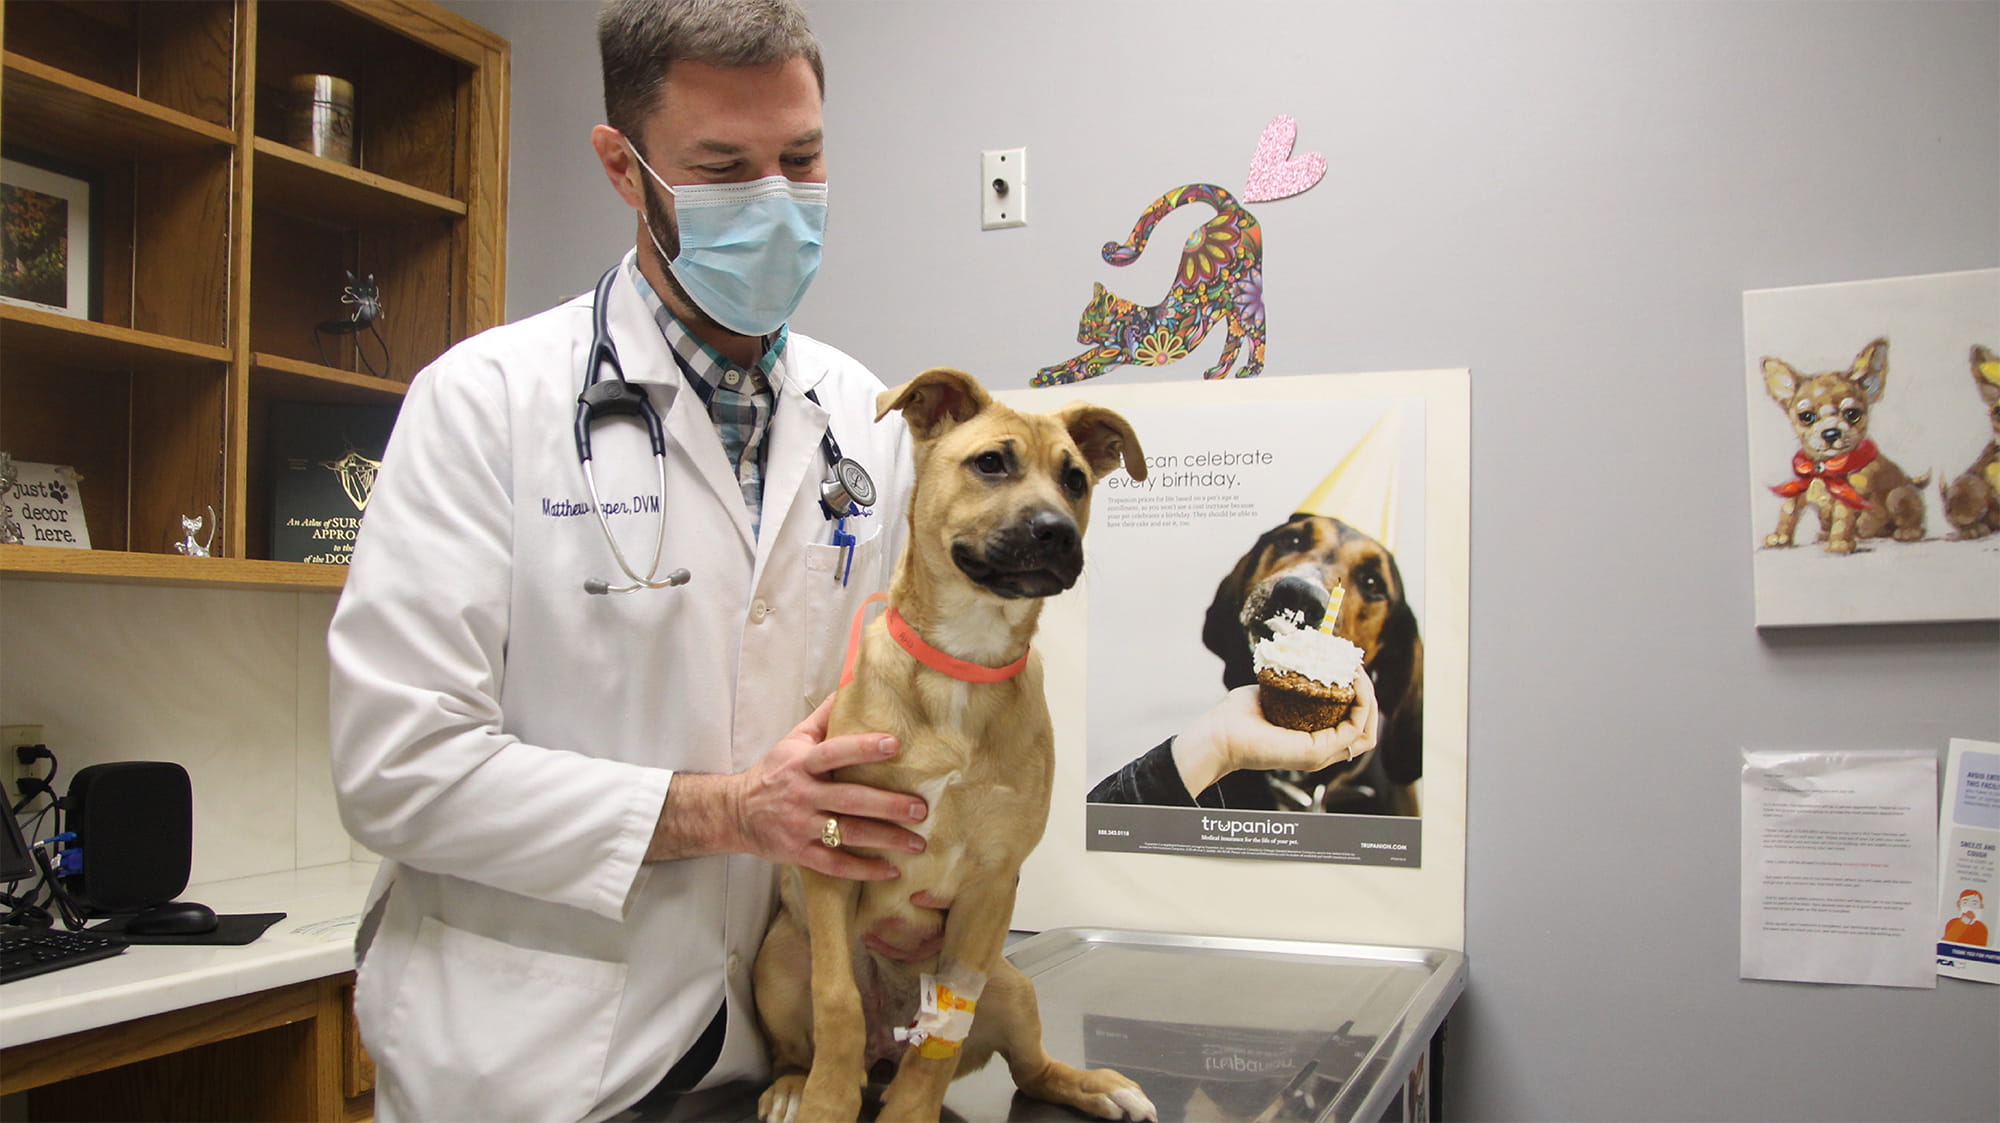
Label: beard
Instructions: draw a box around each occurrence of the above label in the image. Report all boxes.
[637,175,745,340]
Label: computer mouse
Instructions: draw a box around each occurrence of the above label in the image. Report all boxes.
[125,901,219,936]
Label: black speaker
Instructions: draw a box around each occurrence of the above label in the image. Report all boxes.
[63,761,193,914]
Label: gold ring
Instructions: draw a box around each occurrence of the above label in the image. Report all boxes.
[820,817,842,848]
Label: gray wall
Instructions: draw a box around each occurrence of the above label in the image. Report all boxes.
[443,2,1999,1119]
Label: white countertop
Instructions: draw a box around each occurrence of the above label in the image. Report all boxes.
[1,859,380,1049]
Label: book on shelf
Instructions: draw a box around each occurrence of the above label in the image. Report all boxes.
[269,402,398,565]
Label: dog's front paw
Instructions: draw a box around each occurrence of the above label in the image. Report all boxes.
[759,1075,808,1123]
[1097,1084,1159,1122]
[1019,1061,1158,1122]
[1828,537,1857,553]
[1763,532,1793,548]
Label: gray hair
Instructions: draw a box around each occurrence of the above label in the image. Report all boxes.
[598,0,825,149]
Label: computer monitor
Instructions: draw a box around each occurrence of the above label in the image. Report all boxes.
[2,807,38,884]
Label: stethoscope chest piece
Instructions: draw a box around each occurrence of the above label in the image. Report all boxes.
[820,456,875,518]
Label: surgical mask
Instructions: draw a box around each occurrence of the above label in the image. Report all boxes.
[627,141,827,336]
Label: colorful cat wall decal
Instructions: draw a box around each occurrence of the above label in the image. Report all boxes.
[1032,184,1266,386]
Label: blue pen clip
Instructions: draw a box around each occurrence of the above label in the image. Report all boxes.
[831,505,858,587]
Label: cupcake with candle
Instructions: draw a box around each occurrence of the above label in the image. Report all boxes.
[1252,592,1365,732]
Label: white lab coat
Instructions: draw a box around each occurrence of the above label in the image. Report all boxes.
[327,260,911,1123]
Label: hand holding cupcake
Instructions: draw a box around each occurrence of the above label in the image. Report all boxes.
[1168,673,1380,799]
[1251,615,1366,732]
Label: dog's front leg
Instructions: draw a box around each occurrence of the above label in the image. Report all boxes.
[982,958,1157,1121]
[797,868,868,1122]
[874,875,1018,1123]
[1827,502,1858,553]
[1765,496,1801,547]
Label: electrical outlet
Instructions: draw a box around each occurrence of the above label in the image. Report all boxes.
[2,724,46,803]
[981,147,1027,230]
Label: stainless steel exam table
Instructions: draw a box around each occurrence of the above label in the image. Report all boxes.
[644,927,1466,1123]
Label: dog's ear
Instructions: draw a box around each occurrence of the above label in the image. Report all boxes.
[1203,537,1274,690]
[1368,601,1425,786]
[1761,358,1800,406]
[876,368,991,439]
[1973,345,2000,406]
[1851,337,1889,401]
[1058,402,1147,482]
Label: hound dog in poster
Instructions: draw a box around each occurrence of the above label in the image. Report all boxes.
[1201,513,1425,816]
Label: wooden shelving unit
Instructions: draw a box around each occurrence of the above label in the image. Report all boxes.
[0,0,508,590]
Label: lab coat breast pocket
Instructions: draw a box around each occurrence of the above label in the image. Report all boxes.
[370,916,626,1123]
[803,525,890,702]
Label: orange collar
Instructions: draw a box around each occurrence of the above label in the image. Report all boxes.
[840,592,1032,686]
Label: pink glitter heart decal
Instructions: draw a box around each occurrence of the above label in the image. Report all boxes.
[1242,114,1326,203]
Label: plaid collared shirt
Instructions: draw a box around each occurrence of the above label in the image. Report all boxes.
[624,253,788,537]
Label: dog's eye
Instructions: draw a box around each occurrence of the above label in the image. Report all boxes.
[1063,467,1089,496]
[1842,408,1862,424]
[1356,572,1387,600]
[973,451,1007,476]
[1796,408,1816,423]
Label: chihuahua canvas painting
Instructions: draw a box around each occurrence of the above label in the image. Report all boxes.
[1742,269,1999,626]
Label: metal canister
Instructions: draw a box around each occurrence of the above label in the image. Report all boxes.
[285,74,356,165]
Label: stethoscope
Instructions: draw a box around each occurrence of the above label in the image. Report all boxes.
[576,265,875,595]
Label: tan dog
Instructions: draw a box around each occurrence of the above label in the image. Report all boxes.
[1761,337,1929,553]
[753,368,1157,1123]
[1941,344,2000,539]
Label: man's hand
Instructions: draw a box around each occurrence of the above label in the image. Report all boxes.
[647,695,929,881]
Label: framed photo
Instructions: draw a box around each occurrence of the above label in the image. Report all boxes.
[1,153,96,319]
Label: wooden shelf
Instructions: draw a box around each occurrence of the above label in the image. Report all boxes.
[253,137,466,227]
[252,352,410,405]
[0,51,236,161]
[2,0,505,587]
[0,305,231,370]
[0,544,347,591]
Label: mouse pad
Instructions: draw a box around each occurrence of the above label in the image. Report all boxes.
[88,912,287,946]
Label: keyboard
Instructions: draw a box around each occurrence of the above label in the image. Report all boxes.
[1,924,128,984]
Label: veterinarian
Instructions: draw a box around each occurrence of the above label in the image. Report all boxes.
[327,3,937,1120]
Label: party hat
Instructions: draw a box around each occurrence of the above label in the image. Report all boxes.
[1294,402,1406,550]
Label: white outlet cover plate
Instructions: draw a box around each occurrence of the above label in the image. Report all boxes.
[982,147,1026,230]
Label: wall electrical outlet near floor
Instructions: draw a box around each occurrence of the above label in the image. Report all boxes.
[2,724,46,806]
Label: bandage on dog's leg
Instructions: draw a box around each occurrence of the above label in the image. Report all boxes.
[893,964,987,1059]
[879,964,989,1123]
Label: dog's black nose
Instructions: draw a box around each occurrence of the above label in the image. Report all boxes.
[1821,427,1844,444]
[1026,509,1079,557]
[1260,575,1329,634]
